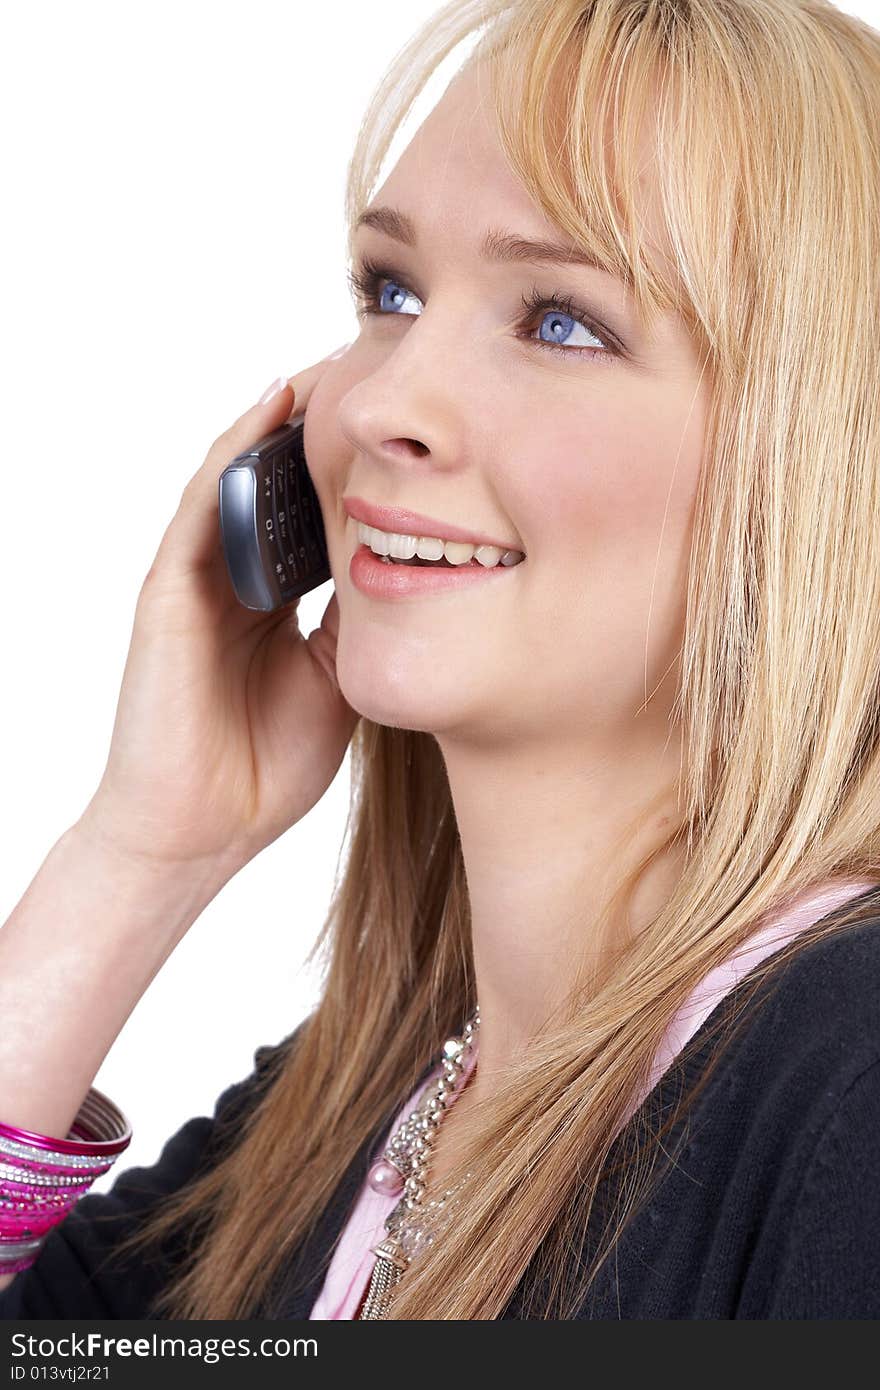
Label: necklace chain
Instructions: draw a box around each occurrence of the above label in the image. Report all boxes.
[357,1006,480,1318]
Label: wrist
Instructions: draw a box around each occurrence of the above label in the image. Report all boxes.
[59,816,230,942]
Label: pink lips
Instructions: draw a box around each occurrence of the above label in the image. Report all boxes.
[343,495,522,553]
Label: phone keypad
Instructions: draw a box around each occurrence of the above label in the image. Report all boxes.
[276,453,298,591]
[261,436,329,603]
[284,445,306,580]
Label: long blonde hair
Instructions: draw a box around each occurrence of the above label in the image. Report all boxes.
[104,0,880,1318]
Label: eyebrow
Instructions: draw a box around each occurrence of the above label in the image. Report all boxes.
[354,204,620,279]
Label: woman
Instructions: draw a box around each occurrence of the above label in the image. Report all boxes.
[2,0,880,1320]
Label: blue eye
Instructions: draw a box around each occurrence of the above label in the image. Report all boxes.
[375,280,420,315]
[531,304,607,353]
[347,256,620,364]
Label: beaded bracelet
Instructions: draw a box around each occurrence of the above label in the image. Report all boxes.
[0,1087,132,1274]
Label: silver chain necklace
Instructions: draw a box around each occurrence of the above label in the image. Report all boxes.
[357,1006,480,1319]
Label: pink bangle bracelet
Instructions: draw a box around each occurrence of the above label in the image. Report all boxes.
[0,1085,132,1276]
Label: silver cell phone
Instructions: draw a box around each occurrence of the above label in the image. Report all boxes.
[218,414,331,612]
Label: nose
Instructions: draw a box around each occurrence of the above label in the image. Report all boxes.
[335,333,470,483]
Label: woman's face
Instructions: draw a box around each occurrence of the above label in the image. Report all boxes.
[305,60,711,748]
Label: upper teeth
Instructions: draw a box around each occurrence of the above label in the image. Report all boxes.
[356,522,525,567]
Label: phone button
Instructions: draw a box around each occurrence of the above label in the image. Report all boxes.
[267,454,294,593]
[284,446,309,583]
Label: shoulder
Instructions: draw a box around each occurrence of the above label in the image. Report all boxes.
[670,918,880,1316]
[738,911,880,1062]
[761,1048,880,1316]
[762,907,880,1009]
[691,912,880,1149]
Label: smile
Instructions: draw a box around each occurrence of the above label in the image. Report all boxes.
[356,522,526,569]
[349,538,525,601]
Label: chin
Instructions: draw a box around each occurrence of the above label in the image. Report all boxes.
[334,645,471,735]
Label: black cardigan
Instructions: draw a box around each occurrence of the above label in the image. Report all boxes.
[3,911,880,1321]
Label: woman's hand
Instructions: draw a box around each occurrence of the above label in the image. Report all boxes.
[76,353,359,881]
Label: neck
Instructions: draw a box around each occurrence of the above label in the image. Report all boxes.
[436,720,686,1089]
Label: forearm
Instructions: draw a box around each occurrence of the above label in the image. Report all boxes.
[0,820,227,1143]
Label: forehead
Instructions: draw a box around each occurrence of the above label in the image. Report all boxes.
[367,57,673,289]
[372,64,546,243]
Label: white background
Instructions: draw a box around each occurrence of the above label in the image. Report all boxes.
[0,0,463,1190]
[1,0,878,1193]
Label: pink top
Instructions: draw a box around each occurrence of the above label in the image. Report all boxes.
[309,875,878,1319]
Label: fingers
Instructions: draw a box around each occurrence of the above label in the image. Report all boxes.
[152,343,352,581]
[319,589,341,640]
[307,589,344,695]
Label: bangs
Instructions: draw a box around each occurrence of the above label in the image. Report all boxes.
[477,1,711,347]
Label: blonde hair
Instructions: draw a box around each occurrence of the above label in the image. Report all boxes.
[105,0,880,1318]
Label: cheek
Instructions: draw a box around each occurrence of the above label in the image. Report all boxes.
[505,402,701,685]
[509,402,701,568]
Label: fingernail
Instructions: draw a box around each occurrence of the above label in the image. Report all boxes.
[257,375,288,405]
[326,341,352,361]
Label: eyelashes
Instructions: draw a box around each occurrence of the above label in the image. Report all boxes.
[346,255,622,365]
[515,285,619,361]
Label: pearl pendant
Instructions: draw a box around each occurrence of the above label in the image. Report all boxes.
[367,1158,406,1196]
